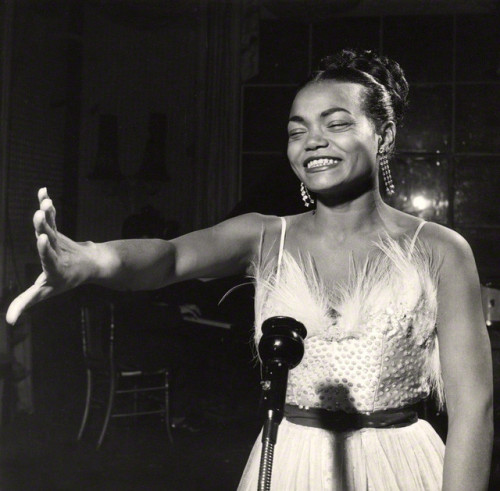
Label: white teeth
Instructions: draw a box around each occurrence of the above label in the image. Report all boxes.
[306,158,340,169]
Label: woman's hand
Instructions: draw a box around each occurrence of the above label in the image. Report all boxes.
[6,188,94,325]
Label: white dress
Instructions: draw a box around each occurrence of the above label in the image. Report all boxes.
[237,218,445,490]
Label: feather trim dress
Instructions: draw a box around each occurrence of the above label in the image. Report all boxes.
[237,218,445,491]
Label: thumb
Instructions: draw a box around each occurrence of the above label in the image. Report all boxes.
[6,274,54,325]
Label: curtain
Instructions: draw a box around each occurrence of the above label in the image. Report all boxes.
[193,1,243,229]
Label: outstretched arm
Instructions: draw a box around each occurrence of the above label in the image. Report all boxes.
[6,188,269,324]
[426,223,493,491]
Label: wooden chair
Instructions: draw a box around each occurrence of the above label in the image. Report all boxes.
[77,289,173,449]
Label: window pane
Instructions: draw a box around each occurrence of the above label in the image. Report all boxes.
[397,85,452,152]
[386,153,449,225]
[456,85,500,153]
[456,14,500,82]
[383,15,453,83]
[454,156,500,227]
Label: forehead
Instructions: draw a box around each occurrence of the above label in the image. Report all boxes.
[290,81,367,118]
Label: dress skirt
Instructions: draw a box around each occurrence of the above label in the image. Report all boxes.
[237,419,444,491]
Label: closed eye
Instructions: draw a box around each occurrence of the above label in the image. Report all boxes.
[288,129,306,139]
[327,122,351,130]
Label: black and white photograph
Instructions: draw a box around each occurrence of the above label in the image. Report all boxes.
[0,0,499,489]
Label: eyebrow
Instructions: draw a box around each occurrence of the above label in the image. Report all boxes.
[288,107,352,124]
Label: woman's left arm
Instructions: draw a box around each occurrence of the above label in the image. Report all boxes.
[428,223,494,491]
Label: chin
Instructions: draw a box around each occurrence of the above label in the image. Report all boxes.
[307,176,347,194]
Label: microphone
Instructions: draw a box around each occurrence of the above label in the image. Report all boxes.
[258,316,307,444]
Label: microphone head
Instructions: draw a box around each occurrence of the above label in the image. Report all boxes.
[258,316,307,369]
[261,316,307,339]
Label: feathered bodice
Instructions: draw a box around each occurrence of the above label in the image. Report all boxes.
[253,228,444,414]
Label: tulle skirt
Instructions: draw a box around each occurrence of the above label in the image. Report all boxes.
[237,419,444,490]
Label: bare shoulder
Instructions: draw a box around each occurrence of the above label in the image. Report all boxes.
[208,212,284,258]
[418,221,478,277]
[382,203,478,278]
[419,221,473,257]
[170,213,285,279]
[228,212,311,262]
[385,206,473,259]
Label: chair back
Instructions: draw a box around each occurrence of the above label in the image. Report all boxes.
[79,287,116,366]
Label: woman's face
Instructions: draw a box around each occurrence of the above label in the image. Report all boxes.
[287,80,380,197]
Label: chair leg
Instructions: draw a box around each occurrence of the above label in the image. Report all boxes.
[97,372,116,449]
[133,381,138,417]
[77,369,93,440]
[164,371,174,444]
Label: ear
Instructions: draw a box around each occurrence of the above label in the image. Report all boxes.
[377,121,396,154]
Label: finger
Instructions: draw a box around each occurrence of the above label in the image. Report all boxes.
[38,187,49,205]
[37,233,59,274]
[40,198,57,233]
[5,278,54,325]
[33,210,58,251]
[33,210,43,238]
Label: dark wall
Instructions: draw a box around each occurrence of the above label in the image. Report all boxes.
[76,2,203,242]
[240,13,500,283]
[3,2,68,292]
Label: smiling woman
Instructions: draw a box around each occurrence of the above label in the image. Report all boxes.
[7,49,493,491]
[287,49,407,207]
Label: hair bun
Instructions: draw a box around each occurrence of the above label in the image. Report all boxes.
[320,48,409,125]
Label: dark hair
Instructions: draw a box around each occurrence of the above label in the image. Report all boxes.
[304,48,409,132]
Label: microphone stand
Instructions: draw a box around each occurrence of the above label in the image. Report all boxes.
[257,316,307,491]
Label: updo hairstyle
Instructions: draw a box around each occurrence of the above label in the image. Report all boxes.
[305,48,409,134]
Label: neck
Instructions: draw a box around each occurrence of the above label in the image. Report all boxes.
[312,189,388,235]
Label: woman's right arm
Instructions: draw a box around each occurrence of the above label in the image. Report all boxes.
[6,188,270,324]
[95,212,266,289]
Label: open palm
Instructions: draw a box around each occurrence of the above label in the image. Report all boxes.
[6,188,89,324]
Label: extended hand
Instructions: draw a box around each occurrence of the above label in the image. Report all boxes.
[6,188,91,324]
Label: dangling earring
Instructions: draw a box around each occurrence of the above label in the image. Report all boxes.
[300,182,314,207]
[379,152,395,196]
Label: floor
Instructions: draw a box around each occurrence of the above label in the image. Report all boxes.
[1,416,261,491]
[0,380,262,491]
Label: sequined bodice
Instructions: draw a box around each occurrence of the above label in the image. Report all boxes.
[253,222,443,414]
[285,307,433,413]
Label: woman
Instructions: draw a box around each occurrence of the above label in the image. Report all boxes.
[8,49,493,490]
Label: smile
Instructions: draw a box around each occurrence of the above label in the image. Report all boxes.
[304,157,342,169]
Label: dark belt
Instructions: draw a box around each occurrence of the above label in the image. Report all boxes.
[284,403,419,431]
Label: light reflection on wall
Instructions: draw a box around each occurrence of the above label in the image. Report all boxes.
[386,153,449,224]
[411,195,432,211]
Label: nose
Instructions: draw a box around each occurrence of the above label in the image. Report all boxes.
[305,128,328,151]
